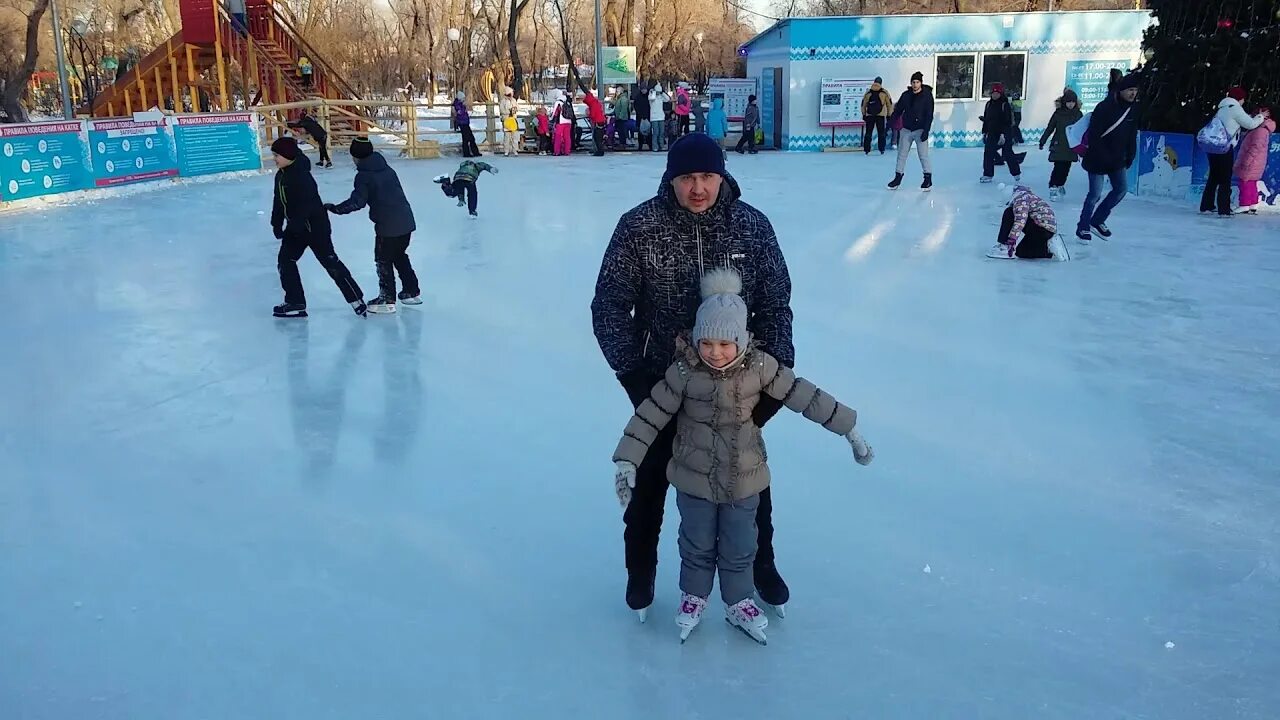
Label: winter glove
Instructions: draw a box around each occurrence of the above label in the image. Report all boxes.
[619,368,657,410]
[846,428,874,466]
[273,226,285,240]
[614,460,637,509]
[489,167,500,175]
[752,394,785,428]
[323,203,336,212]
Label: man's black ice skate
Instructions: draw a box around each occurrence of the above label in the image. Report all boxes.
[469,211,478,218]
[1090,222,1112,239]
[398,290,423,306]
[272,302,307,318]
[367,296,396,314]
[626,568,656,623]
[351,300,368,317]
[887,172,904,190]
[754,560,789,617]
[921,173,933,192]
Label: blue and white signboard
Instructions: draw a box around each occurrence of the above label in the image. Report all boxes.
[1065,59,1132,113]
[175,113,261,177]
[0,121,93,201]
[88,117,178,187]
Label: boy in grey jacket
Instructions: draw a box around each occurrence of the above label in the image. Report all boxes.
[612,268,874,645]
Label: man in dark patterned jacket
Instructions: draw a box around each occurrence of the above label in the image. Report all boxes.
[591,132,795,618]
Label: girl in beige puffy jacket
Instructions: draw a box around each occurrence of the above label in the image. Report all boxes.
[612,268,874,645]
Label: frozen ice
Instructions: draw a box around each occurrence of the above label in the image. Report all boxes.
[2,147,1279,719]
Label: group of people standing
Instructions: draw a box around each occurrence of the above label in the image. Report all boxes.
[1199,86,1273,217]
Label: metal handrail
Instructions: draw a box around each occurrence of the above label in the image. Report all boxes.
[263,2,361,102]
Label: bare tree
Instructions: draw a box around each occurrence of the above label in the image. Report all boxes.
[1,0,51,122]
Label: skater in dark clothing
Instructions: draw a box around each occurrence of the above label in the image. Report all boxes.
[325,136,420,314]
[1039,89,1083,201]
[591,132,795,619]
[1076,73,1140,241]
[734,95,760,154]
[433,159,498,217]
[633,87,651,150]
[453,92,482,157]
[287,112,331,168]
[980,84,1022,182]
[888,71,935,190]
[861,77,894,154]
[269,137,366,318]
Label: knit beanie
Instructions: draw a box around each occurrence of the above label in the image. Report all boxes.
[664,132,726,183]
[271,136,299,160]
[1115,72,1141,92]
[1227,86,1247,102]
[991,83,1005,95]
[1062,88,1079,105]
[911,71,924,83]
[874,76,883,84]
[692,268,748,351]
[350,135,373,159]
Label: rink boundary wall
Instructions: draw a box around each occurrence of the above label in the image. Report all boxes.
[0,113,262,204]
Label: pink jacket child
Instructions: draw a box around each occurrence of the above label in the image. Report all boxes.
[992,185,1058,260]
[1234,111,1274,212]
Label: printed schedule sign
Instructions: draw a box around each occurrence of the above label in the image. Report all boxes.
[87,117,178,187]
[175,113,262,177]
[0,122,94,201]
[708,78,758,122]
[1065,59,1132,112]
[820,78,874,127]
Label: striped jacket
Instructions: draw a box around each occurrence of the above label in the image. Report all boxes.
[591,173,794,380]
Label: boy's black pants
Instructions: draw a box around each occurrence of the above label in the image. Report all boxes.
[278,224,363,306]
[374,234,419,300]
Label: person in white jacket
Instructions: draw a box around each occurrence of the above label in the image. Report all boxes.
[553,90,575,156]
[648,84,670,152]
[1201,87,1268,216]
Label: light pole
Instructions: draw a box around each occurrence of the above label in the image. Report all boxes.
[593,0,604,100]
[447,27,461,98]
[48,0,74,118]
[694,31,705,92]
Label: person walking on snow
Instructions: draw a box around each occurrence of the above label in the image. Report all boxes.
[980,83,1023,183]
[989,184,1058,260]
[584,90,607,156]
[613,268,874,645]
[675,85,693,136]
[649,84,670,152]
[1233,107,1274,215]
[453,92,482,157]
[287,111,331,168]
[860,77,894,155]
[325,136,420,314]
[1039,89,1083,201]
[268,137,366,318]
[633,85,651,150]
[887,71,935,191]
[433,159,498,217]
[1075,72,1140,241]
[707,97,729,151]
[735,94,760,154]
[613,86,632,145]
[1201,87,1270,217]
[591,132,797,621]
[535,106,551,155]
[553,90,575,156]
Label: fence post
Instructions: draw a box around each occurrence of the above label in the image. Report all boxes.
[320,99,330,139]
[485,96,496,151]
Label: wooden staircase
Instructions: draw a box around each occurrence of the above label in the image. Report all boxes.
[89,0,360,118]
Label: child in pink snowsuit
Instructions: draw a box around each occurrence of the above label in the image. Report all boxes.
[1234,108,1274,214]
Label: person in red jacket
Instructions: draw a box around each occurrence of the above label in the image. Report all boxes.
[584,90,607,157]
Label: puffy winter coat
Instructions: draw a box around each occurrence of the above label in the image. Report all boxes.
[707,98,728,139]
[743,101,760,130]
[1214,97,1266,147]
[613,91,631,121]
[329,151,417,237]
[1008,185,1057,239]
[675,87,692,117]
[1081,94,1138,175]
[584,92,606,124]
[452,160,497,184]
[860,85,893,118]
[648,86,669,122]
[271,154,329,238]
[554,95,574,125]
[1040,103,1084,163]
[1234,117,1274,182]
[980,96,1015,138]
[891,86,935,139]
[632,89,650,121]
[613,335,855,503]
[591,173,794,380]
[452,97,470,126]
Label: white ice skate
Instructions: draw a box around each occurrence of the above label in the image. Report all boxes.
[979,176,994,184]
[760,600,787,618]
[726,598,768,645]
[986,242,1015,259]
[675,593,707,643]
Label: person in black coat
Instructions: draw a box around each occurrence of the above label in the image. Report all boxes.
[591,133,795,617]
[326,137,420,314]
[888,71,935,190]
[1076,72,1140,241]
[269,137,366,317]
[287,112,331,168]
[981,83,1022,181]
[633,85,652,151]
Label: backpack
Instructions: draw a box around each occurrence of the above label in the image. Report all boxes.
[866,91,883,117]
[1196,115,1232,154]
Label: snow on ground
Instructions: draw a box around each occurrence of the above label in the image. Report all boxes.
[2,147,1279,720]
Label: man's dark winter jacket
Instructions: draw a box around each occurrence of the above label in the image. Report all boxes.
[981,96,1015,138]
[591,173,794,384]
[891,85,935,139]
[271,154,329,237]
[633,89,650,122]
[329,152,416,237]
[1081,94,1139,174]
[289,115,327,142]
[743,101,761,130]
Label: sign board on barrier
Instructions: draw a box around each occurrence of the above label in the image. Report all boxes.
[1065,59,1132,113]
[708,78,758,122]
[175,113,262,177]
[819,79,874,127]
[0,121,94,201]
[600,47,637,85]
[87,117,178,187]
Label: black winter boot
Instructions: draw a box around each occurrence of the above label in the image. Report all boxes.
[888,172,904,190]
[626,567,656,611]
[754,559,790,606]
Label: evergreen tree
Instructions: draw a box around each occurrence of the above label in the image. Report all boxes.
[1139,0,1280,132]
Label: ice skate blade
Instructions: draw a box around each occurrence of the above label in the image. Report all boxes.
[400,297,423,306]
[726,617,768,645]
[367,305,397,314]
[679,626,693,643]
[273,311,308,318]
[764,602,786,618]
[637,608,648,623]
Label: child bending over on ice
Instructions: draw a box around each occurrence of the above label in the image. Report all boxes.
[612,269,874,646]
[432,160,498,218]
[990,184,1057,260]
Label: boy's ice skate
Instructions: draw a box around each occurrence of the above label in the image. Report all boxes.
[675,593,707,643]
[398,291,422,305]
[726,598,768,645]
[350,300,368,317]
[272,302,307,318]
[367,296,396,314]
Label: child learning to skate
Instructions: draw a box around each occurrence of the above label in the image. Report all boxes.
[432,159,498,218]
[988,184,1057,260]
[612,269,874,645]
